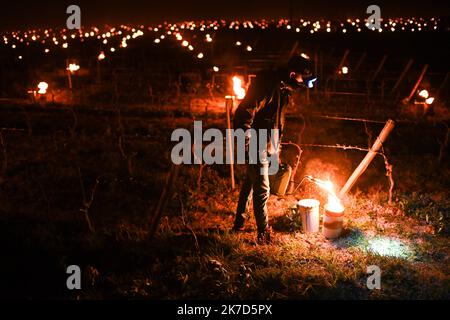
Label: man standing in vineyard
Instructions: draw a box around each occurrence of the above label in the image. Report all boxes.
[232,55,315,244]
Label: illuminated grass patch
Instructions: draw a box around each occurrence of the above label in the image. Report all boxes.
[332,230,414,259]
[366,237,414,259]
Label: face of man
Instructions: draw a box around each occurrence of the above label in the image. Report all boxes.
[287,70,317,90]
[290,71,303,84]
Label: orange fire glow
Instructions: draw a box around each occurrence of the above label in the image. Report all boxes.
[309,177,344,212]
[98,52,106,61]
[37,82,48,94]
[425,97,435,105]
[67,63,80,72]
[418,89,429,99]
[232,76,246,100]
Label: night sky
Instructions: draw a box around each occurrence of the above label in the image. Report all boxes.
[1,0,449,31]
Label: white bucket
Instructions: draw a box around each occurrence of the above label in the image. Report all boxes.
[297,199,320,233]
[323,204,345,239]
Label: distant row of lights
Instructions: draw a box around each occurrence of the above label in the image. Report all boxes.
[2,25,145,56]
[2,17,444,73]
[2,17,443,47]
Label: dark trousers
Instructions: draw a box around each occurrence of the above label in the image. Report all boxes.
[234,161,270,233]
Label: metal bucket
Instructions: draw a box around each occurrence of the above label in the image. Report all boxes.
[269,164,292,196]
[323,204,345,239]
[297,199,320,233]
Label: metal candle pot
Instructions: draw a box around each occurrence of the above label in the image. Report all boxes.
[297,199,320,233]
[322,204,345,239]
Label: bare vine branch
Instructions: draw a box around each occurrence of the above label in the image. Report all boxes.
[364,121,373,148]
[179,195,200,253]
[380,148,394,206]
[68,107,78,137]
[117,108,137,177]
[78,167,100,234]
[299,143,370,152]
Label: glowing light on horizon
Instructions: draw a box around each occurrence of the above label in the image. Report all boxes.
[67,63,80,72]
[98,51,106,61]
[37,81,49,94]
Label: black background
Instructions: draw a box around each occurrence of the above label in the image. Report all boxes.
[1,0,449,31]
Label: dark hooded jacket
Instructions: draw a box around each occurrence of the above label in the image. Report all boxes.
[233,68,293,137]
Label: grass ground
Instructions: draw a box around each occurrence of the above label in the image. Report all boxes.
[140,162,449,300]
[0,104,448,299]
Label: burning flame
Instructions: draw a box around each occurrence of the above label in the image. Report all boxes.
[37,82,48,94]
[418,89,429,99]
[307,176,344,213]
[425,97,435,105]
[67,63,80,72]
[326,192,344,213]
[417,89,435,105]
[300,52,310,60]
[98,52,106,61]
[232,76,246,100]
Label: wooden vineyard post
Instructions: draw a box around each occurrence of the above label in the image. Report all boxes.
[339,119,396,198]
[354,52,367,74]
[436,72,449,100]
[225,96,235,190]
[404,64,428,104]
[337,49,350,75]
[288,41,299,59]
[371,54,388,81]
[334,49,349,92]
[66,59,73,90]
[391,59,414,94]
